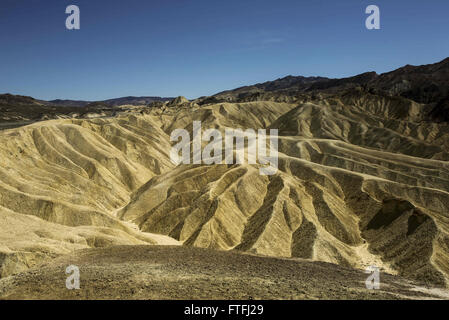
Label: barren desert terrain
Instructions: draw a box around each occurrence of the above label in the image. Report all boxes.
[1,58,449,299]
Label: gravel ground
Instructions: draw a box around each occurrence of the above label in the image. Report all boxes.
[0,245,447,300]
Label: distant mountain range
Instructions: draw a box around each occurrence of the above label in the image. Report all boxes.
[0,95,171,127]
[0,94,176,127]
[48,96,174,107]
[0,94,174,107]
[207,57,449,121]
[212,57,449,104]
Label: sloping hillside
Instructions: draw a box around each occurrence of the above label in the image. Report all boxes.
[119,98,449,287]
[1,85,449,297]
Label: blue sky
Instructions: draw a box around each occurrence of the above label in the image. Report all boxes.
[1,0,448,100]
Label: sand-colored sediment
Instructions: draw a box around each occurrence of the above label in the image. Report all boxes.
[0,98,449,297]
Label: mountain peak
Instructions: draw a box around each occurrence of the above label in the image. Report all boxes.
[168,96,189,106]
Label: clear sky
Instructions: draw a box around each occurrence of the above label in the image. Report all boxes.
[1,0,448,100]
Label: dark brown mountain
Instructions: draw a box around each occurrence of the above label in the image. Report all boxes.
[370,57,449,104]
[428,96,449,122]
[209,57,449,107]
[48,99,91,107]
[212,76,328,101]
[0,94,47,106]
